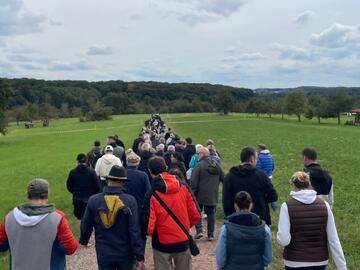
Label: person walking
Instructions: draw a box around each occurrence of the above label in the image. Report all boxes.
[256,144,276,210]
[184,137,196,171]
[67,153,101,220]
[169,152,187,177]
[87,140,103,169]
[138,143,154,180]
[108,135,127,166]
[80,165,144,270]
[302,147,333,208]
[143,156,200,270]
[223,147,278,225]
[95,145,122,189]
[0,179,78,270]
[190,147,223,240]
[215,191,272,270]
[277,171,347,270]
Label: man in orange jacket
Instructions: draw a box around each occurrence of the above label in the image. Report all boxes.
[142,156,200,270]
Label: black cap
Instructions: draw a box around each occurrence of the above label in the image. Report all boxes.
[106,165,127,181]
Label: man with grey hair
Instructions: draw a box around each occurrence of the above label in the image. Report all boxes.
[138,143,154,180]
[0,179,78,270]
[164,144,176,167]
[191,147,224,241]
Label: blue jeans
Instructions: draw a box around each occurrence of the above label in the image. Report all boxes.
[98,259,134,270]
[285,266,326,270]
[195,204,216,237]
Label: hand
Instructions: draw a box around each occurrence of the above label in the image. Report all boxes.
[135,260,144,270]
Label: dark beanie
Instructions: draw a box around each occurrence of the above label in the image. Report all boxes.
[77,153,87,163]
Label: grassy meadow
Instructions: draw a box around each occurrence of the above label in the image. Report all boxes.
[0,113,359,269]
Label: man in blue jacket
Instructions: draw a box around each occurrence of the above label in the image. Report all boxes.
[80,165,144,270]
[256,144,276,210]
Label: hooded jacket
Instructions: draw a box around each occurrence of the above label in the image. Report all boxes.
[67,164,100,200]
[80,186,144,263]
[0,204,78,270]
[95,153,122,179]
[109,143,127,167]
[190,156,224,206]
[277,189,347,270]
[215,212,272,270]
[143,172,200,253]
[223,164,278,225]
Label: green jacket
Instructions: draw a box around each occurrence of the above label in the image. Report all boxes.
[190,156,223,206]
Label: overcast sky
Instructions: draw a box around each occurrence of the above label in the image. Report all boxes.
[1,0,360,88]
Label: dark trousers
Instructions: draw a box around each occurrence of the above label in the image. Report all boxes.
[285,266,326,270]
[98,259,134,270]
[73,198,88,220]
[195,204,216,237]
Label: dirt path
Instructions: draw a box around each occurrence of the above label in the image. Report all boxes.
[67,221,219,270]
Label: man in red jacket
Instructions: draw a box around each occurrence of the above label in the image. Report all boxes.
[143,156,200,270]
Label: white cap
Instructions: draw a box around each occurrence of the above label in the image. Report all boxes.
[105,145,114,152]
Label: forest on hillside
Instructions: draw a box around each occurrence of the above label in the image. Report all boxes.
[1,78,360,133]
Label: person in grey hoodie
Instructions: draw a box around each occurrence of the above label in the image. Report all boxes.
[191,146,224,240]
[95,145,122,189]
[0,179,78,270]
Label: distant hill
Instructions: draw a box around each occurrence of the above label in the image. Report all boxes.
[255,86,360,95]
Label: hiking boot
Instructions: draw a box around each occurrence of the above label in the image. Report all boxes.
[195,232,203,240]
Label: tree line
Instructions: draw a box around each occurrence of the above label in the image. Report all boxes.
[0,78,359,134]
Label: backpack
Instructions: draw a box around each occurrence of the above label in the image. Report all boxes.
[88,149,103,168]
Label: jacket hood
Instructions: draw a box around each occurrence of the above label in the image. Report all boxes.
[152,172,180,194]
[76,164,88,171]
[225,212,265,240]
[290,189,317,204]
[14,203,55,227]
[202,157,221,175]
[102,154,119,165]
[259,150,270,154]
[229,163,256,176]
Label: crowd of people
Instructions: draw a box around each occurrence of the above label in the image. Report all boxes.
[0,114,347,270]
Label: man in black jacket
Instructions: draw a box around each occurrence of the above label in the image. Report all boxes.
[80,165,144,270]
[222,147,278,225]
[67,153,100,220]
[184,137,196,170]
[302,147,333,207]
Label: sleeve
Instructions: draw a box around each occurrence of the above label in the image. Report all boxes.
[325,202,347,270]
[122,152,127,167]
[190,164,200,196]
[116,157,123,167]
[91,171,101,193]
[189,155,197,169]
[56,211,78,255]
[141,190,152,239]
[128,199,145,261]
[185,186,201,227]
[263,225,272,266]
[95,159,101,176]
[66,172,73,194]
[0,217,9,252]
[222,174,234,217]
[79,202,94,245]
[328,184,334,208]
[276,203,291,247]
[263,173,278,203]
[256,156,262,169]
[147,196,157,236]
[215,225,227,269]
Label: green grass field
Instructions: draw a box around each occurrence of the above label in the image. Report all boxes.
[0,113,359,269]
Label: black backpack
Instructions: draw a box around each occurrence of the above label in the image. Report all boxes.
[88,150,103,168]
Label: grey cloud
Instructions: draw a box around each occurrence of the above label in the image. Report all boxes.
[294,10,315,25]
[49,19,63,26]
[272,43,313,61]
[0,0,46,36]
[130,14,142,21]
[7,53,52,64]
[49,60,92,71]
[311,23,359,48]
[87,45,113,55]
[238,52,265,61]
[173,0,248,25]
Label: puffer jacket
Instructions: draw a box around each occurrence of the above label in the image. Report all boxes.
[142,172,200,253]
[190,156,224,206]
[256,150,274,177]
